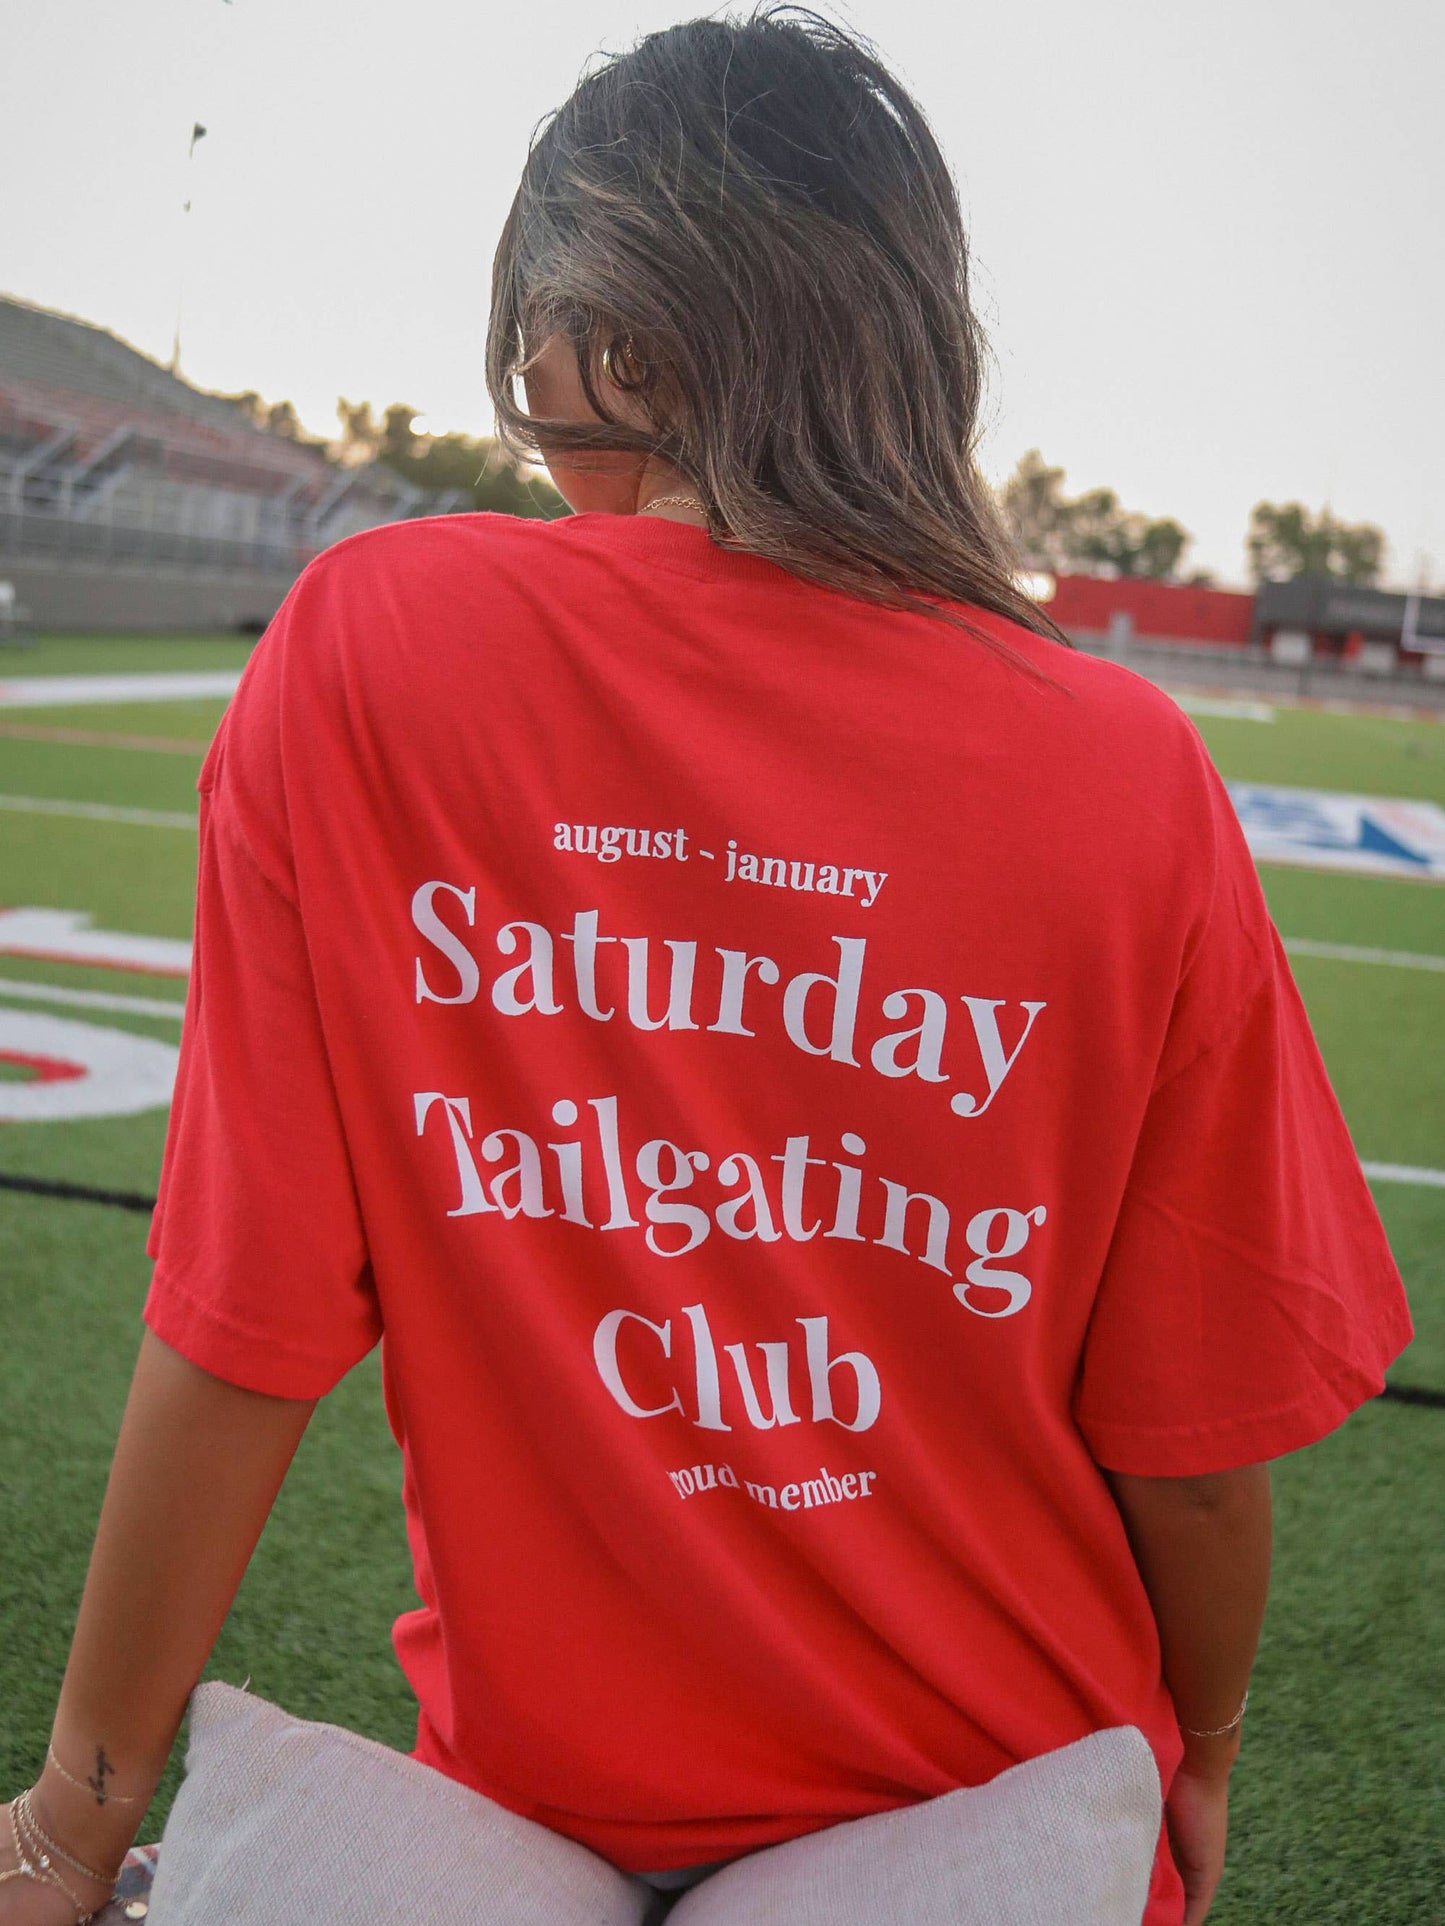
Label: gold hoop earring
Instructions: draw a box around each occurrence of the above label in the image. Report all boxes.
[602,334,640,389]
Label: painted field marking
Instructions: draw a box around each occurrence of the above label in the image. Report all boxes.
[0,909,192,975]
[1362,1162,1445,1189]
[0,793,197,830]
[1283,938,1445,973]
[0,670,242,709]
[1171,694,1275,722]
[0,977,186,1021]
[1230,783,1445,882]
[0,722,212,754]
[1165,684,1445,726]
[0,1008,178,1120]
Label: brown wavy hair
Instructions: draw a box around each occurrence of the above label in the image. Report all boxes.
[486,5,1065,654]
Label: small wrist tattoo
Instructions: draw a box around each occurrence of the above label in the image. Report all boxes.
[87,1744,116,1805]
[45,1740,141,1807]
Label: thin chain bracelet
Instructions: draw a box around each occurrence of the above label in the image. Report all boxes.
[3,1797,94,1924]
[10,1795,102,1926]
[47,1742,143,1805]
[1180,1690,1249,1739]
[16,1786,120,1885]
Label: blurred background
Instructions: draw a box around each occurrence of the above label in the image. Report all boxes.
[1,5,1441,1922]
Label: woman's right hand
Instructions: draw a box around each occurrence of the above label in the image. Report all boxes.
[1165,1746,1236,1926]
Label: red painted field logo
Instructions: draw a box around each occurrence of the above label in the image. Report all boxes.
[0,1048,86,1083]
[0,1010,178,1122]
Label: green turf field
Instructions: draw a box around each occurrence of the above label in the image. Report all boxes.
[1,638,1441,1922]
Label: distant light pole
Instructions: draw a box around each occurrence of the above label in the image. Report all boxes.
[169,123,207,376]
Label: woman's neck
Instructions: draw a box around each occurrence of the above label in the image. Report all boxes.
[634,460,708,525]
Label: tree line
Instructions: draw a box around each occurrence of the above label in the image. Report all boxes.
[223,390,1388,588]
[221,391,567,522]
[1000,450,1386,588]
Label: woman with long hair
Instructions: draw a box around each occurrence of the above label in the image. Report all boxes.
[1,11,1408,1925]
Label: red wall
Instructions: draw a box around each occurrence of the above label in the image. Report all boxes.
[1047,574,1254,646]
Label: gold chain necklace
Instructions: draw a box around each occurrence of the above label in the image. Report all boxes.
[639,493,706,515]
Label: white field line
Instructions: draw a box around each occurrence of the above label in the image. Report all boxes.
[0,793,197,830]
[0,977,186,1020]
[1362,1162,1445,1189]
[1171,693,1275,722]
[1283,937,1445,973]
[0,671,242,710]
[1165,685,1445,726]
[0,722,212,754]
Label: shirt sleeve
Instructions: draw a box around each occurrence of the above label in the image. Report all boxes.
[1075,745,1413,1477]
[144,608,381,1399]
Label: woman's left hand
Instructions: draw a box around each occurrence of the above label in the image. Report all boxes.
[0,1800,118,1924]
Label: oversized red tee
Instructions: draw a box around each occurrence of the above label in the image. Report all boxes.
[146,512,1411,1924]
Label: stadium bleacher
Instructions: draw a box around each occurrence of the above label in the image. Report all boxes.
[0,294,444,630]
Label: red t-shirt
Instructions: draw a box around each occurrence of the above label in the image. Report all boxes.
[146,512,1410,1924]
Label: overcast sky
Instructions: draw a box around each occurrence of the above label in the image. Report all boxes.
[2,0,1440,585]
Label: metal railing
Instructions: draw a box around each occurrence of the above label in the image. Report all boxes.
[0,504,312,576]
[1080,634,1445,711]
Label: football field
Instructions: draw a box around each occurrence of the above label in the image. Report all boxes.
[1,634,1441,1922]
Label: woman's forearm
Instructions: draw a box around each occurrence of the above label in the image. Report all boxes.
[1106,1463,1271,1923]
[26,1329,315,1875]
[1106,1463,1272,1764]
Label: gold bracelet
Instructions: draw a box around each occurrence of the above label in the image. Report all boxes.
[46,1741,143,1806]
[16,1787,121,1886]
[1180,1690,1249,1739]
[4,1796,96,1924]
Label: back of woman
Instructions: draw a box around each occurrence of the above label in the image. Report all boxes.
[3,12,1409,1926]
[147,498,1402,1919]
